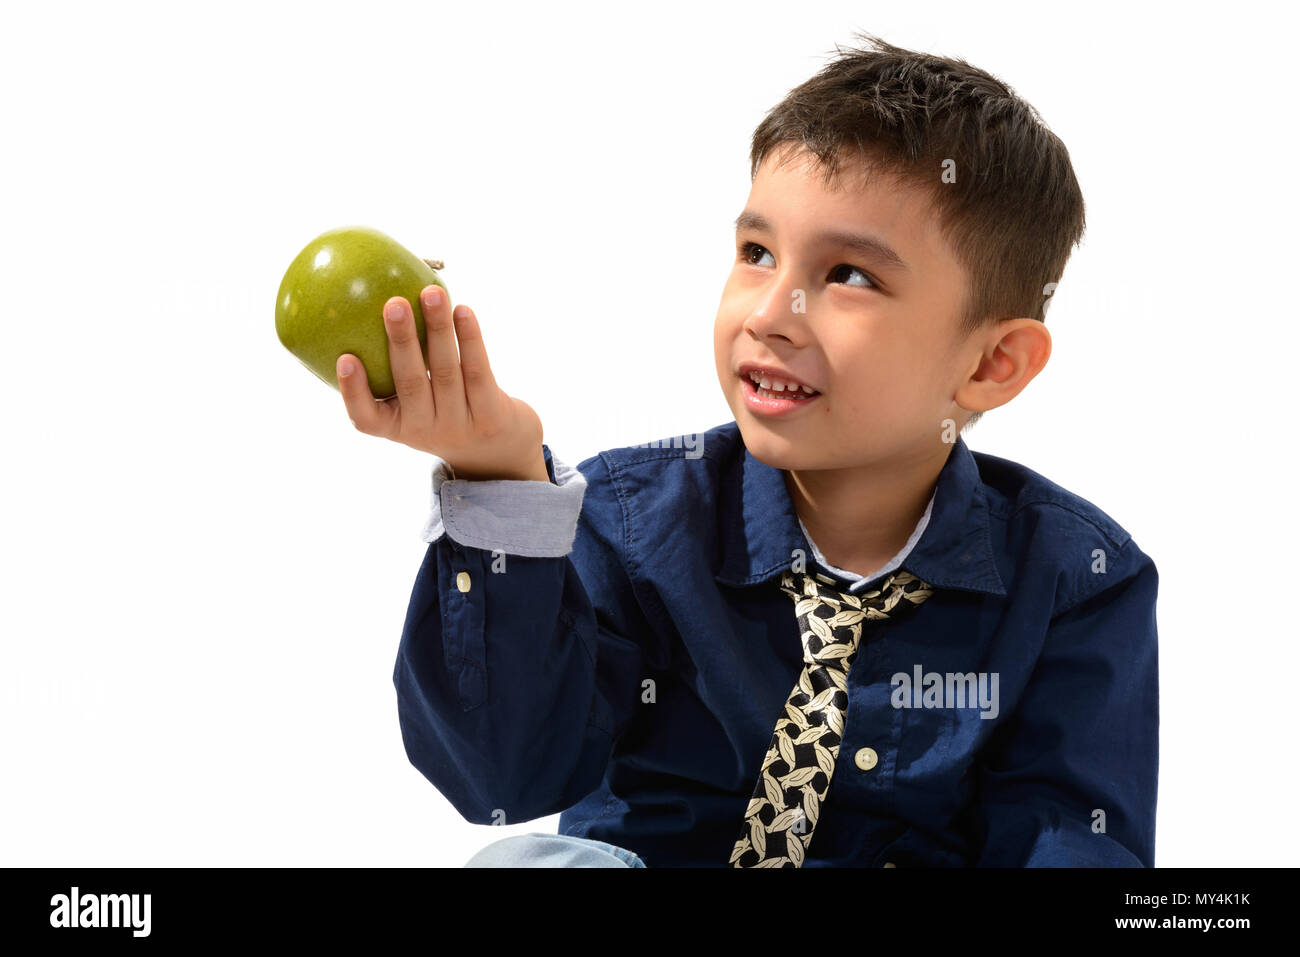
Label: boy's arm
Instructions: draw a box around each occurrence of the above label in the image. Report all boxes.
[968,541,1159,867]
[392,445,655,825]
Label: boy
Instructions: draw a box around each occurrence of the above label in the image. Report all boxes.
[337,33,1159,867]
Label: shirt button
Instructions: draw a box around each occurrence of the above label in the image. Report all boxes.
[456,571,471,593]
[854,747,878,771]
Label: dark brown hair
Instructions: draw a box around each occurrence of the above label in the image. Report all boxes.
[749,32,1085,429]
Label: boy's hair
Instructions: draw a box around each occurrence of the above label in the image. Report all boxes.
[749,32,1086,430]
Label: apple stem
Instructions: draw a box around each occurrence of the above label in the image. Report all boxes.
[422,258,444,271]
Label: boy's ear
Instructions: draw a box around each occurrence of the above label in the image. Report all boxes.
[954,318,1052,416]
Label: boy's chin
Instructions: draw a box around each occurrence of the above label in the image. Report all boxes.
[735,419,824,468]
[737,417,898,473]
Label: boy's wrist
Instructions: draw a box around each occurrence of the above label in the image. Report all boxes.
[525,447,551,482]
[453,448,550,483]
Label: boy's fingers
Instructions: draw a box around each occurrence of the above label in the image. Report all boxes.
[449,305,501,415]
[421,285,466,420]
[338,354,396,436]
[383,296,434,426]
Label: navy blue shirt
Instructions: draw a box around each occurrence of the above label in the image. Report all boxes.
[393,420,1159,867]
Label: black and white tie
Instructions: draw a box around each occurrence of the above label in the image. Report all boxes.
[729,568,935,867]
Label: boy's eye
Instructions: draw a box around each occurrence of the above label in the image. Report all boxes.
[736,241,878,290]
[738,240,775,267]
[828,263,877,289]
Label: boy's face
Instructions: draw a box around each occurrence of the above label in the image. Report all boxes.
[714,148,976,470]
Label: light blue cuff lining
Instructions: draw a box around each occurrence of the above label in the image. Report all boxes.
[420,454,588,557]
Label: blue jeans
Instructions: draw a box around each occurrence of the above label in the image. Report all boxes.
[464,831,648,867]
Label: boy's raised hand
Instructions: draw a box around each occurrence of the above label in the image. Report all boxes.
[338,284,549,482]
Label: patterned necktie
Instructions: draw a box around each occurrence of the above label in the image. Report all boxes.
[729,568,935,867]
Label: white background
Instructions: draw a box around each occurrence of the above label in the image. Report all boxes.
[2,0,1295,867]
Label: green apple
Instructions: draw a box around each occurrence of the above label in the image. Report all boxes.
[275,226,449,399]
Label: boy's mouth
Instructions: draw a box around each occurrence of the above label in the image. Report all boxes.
[740,371,822,417]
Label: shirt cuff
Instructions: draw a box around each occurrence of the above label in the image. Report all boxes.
[419,447,588,557]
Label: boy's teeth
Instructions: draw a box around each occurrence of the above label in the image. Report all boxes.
[750,372,815,393]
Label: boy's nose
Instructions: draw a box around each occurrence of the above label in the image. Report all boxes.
[744,299,804,344]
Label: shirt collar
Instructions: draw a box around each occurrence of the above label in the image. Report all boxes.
[713,426,1007,597]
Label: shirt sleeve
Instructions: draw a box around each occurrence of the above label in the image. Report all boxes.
[419,448,587,557]
[969,540,1160,867]
[393,445,658,826]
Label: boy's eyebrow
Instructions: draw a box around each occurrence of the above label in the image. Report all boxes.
[733,210,910,272]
